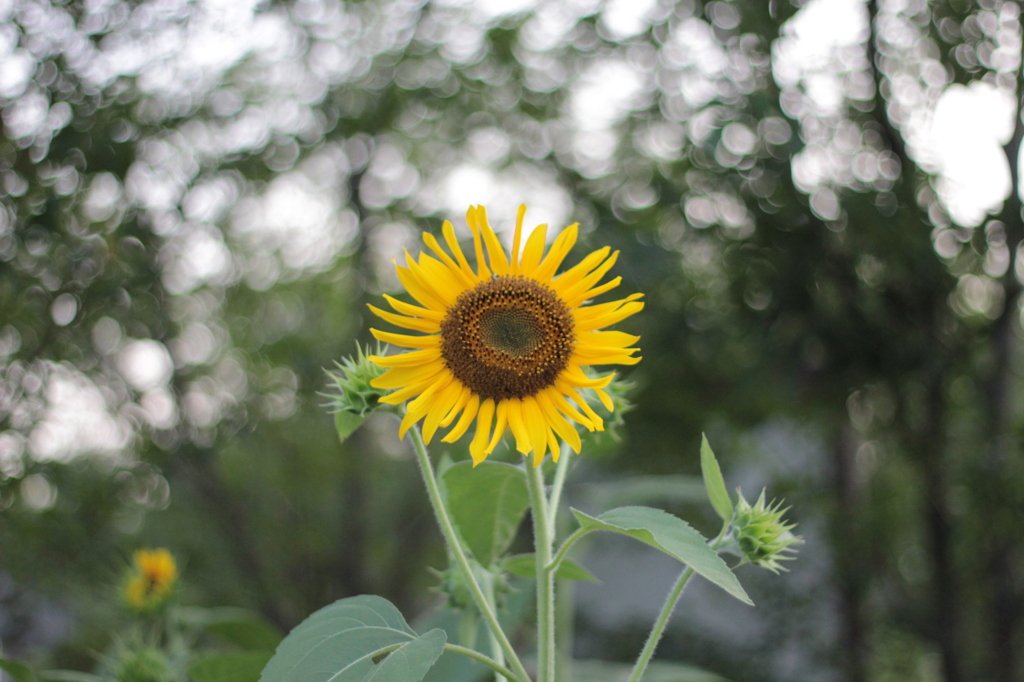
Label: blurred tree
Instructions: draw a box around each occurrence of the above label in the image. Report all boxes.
[2,0,1024,681]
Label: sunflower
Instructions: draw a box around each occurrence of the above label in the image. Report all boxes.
[123,548,177,612]
[369,204,642,466]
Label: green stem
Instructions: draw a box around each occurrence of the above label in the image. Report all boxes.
[627,532,731,682]
[526,463,555,682]
[444,644,521,682]
[408,426,530,682]
[626,566,695,682]
[546,444,573,528]
[372,641,520,682]
[548,527,591,573]
[479,568,506,682]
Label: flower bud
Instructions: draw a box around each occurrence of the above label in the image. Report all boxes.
[323,343,390,442]
[724,489,801,573]
[114,648,172,682]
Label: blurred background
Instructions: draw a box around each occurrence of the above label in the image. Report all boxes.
[1,0,1023,680]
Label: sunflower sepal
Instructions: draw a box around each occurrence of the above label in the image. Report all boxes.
[322,342,392,443]
[717,489,802,574]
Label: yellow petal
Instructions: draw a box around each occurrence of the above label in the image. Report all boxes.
[412,252,464,305]
[469,399,496,464]
[573,293,643,323]
[537,390,581,453]
[422,380,463,443]
[476,205,510,275]
[368,348,441,367]
[566,276,621,307]
[519,223,548,276]
[557,381,605,431]
[395,264,448,311]
[553,247,610,293]
[382,294,444,321]
[510,204,526,271]
[560,366,616,388]
[443,220,478,282]
[441,384,471,427]
[367,305,440,333]
[522,396,549,465]
[560,250,619,300]
[370,328,440,349]
[573,350,642,366]
[547,388,594,431]
[506,398,531,454]
[466,206,492,279]
[423,232,476,290]
[371,363,444,390]
[533,224,578,282]
[579,330,641,348]
[485,399,509,454]
[574,298,645,332]
[443,394,480,442]
[378,375,440,404]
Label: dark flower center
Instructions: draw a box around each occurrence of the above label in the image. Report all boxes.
[440,275,575,401]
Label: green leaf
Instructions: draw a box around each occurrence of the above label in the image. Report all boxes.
[259,595,444,682]
[571,506,752,605]
[361,629,446,682]
[700,435,733,522]
[442,461,529,567]
[189,653,273,682]
[204,609,284,651]
[335,411,366,444]
[0,658,37,682]
[502,554,598,582]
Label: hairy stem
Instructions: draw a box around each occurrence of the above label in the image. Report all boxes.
[409,426,530,682]
[444,644,521,682]
[527,463,556,682]
[626,567,695,682]
[547,445,573,528]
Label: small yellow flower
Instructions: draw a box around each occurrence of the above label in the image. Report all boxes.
[368,204,643,466]
[124,548,177,612]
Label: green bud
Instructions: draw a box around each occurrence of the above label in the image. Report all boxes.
[581,374,635,454]
[322,342,390,442]
[429,562,511,614]
[115,648,172,682]
[723,489,801,573]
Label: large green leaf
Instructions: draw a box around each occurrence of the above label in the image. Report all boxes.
[571,506,752,605]
[502,554,598,582]
[203,609,285,651]
[700,435,733,523]
[442,461,529,567]
[259,595,445,682]
[190,653,273,682]
[0,658,37,682]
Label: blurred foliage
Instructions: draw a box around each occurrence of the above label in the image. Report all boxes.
[1,0,1024,680]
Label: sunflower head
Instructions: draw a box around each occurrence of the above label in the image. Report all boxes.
[123,548,177,613]
[368,204,642,466]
